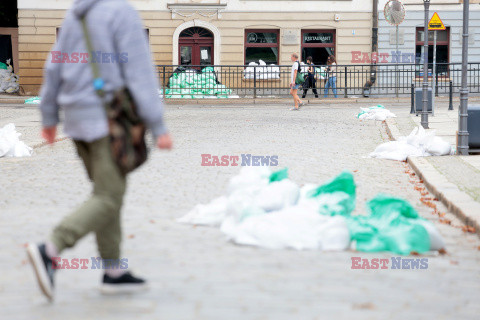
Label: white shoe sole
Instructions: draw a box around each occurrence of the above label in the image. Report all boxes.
[26,243,54,301]
[100,283,149,295]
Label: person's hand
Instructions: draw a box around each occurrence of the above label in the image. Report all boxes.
[42,126,57,144]
[290,82,294,88]
[156,133,173,150]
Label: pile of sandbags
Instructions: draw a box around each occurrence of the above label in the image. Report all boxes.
[165,67,238,99]
[0,123,33,158]
[25,97,41,104]
[0,60,19,94]
[370,125,453,161]
[357,105,396,121]
[179,167,445,254]
[244,60,281,80]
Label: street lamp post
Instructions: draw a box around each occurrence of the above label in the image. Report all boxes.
[422,0,430,129]
[458,0,470,155]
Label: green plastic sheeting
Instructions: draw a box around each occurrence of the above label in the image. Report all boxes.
[0,62,7,70]
[25,97,41,104]
[307,171,356,216]
[357,105,385,118]
[347,194,431,255]
[308,171,431,255]
[269,168,288,183]
[165,67,233,99]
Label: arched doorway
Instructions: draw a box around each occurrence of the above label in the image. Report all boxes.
[179,27,214,66]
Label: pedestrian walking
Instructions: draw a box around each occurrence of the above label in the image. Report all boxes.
[289,53,305,110]
[301,56,319,99]
[324,56,338,98]
[26,0,172,301]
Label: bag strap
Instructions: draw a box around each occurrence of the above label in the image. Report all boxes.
[80,16,106,100]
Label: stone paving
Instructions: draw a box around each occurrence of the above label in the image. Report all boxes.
[0,103,479,320]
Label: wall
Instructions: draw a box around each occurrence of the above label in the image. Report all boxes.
[17,0,373,93]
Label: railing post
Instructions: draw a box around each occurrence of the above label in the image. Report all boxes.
[344,66,348,98]
[411,83,415,114]
[253,66,257,99]
[449,80,454,110]
[435,71,439,97]
[162,66,166,98]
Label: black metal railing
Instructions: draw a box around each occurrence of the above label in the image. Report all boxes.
[156,63,480,99]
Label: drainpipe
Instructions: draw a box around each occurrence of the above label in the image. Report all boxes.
[363,0,378,96]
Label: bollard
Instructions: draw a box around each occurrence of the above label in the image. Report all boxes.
[344,66,348,98]
[410,83,415,114]
[448,80,454,110]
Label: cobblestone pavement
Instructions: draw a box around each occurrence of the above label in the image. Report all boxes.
[1,103,479,320]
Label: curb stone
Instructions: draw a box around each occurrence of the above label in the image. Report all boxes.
[385,118,480,236]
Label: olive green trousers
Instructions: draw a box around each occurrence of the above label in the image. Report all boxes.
[50,137,126,260]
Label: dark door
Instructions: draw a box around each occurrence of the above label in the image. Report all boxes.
[179,27,214,66]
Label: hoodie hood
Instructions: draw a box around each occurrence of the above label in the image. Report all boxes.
[72,0,107,17]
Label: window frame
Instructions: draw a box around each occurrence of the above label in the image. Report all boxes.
[244,29,280,65]
[301,29,336,66]
[415,27,450,62]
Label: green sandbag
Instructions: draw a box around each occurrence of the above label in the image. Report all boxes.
[269,168,288,183]
[202,67,215,73]
[348,194,431,255]
[307,171,356,199]
[0,62,7,70]
[306,171,356,217]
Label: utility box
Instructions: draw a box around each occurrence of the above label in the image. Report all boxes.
[468,105,480,150]
[415,88,433,113]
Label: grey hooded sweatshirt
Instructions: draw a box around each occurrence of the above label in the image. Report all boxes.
[40,0,167,142]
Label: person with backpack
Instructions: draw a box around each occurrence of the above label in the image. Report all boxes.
[289,53,305,111]
[302,56,319,99]
[26,0,172,301]
[324,55,338,98]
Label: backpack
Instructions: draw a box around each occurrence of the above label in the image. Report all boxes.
[295,61,305,85]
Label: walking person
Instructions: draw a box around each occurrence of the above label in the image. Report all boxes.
[26,0,172,301]
[289,53,305,111]
[324,55,338,98]
[302,56,319,99]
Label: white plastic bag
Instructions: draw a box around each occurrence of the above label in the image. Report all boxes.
[0,123,32,158]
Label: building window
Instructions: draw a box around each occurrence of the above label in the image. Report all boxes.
[301,29,336,66]
[245,29,279,65]
[416,27,449,76]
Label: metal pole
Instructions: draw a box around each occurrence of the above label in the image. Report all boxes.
[433,30,437,116]
[458,0,470,155]
[411,83,415,114]
[449,80,454,110]
[253,65,257,99]
[421,1,430,129]
[344,66,348,98]
[395,25,399,97]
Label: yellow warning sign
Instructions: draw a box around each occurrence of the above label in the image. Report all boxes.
[428,12,446,31]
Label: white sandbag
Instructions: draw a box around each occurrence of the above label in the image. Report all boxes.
[417,220,446,251]
[227,166,271,195]
[358,106,396,121]
[370,126,451,161]
[255,179,300,212]
[177,196,229,227]
[220,206,350,251]
[425,136,453,156]
[0,60,20,94]
[0,123,32,158]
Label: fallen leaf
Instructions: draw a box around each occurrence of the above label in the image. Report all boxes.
[450,260,459,265]
[439,248,447,255]
[149,220,155,224]
[127,234,135,239]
